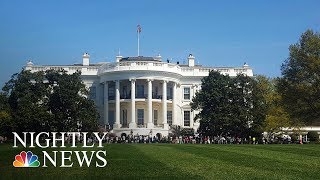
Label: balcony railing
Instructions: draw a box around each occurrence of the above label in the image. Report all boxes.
[97,61,253,77]
[26,62,253,77]
[108,94,173,100]
[97,61,181,75]
[152,94,162,99]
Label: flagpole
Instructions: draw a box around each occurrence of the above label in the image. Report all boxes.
[138,30,140,56]
[137,24,141,56]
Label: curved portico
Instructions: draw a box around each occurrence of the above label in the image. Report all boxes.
[102,78,178,135]
[98,56,185,136]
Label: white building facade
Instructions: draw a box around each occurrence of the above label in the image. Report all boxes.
[25,53,253,136]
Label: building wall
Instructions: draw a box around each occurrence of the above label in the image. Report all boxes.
[24,55,253,135]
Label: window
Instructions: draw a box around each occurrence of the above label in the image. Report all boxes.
[153,110,158,125]
[184,111,190,127]
[167,87,173,100]
[137,109,144,125]
[108,111,115,127]
[122,86,128,99]
[136,85,144,98]
[122,109,127,127]
[89,86,96,99]
[167,111,172,125]
[109,86,115,100]
[153,86,159,99]
[184,87,190,100]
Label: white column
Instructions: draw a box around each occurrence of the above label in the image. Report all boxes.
[190,84,197,128]
[114,80,121,128]
[172,82,177,126]
[129,79,136,128]
[104,82,109,127]
[162,80,168,129]
[147,79,154,128]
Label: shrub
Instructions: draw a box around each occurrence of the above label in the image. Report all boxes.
[290,134,299,144]
[307,131,319,142]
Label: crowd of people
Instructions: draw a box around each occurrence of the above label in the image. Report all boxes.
[92,132,304,144]
[98,134,264,144]
[0,132,303,145]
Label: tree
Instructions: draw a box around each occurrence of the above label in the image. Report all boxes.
[2,70,52,133]
[191,70,233,137]
[0,92,12,137]
[191,70,267,138]
[278,29,320,125]
[231,74,265,138]
[45,69,99,132]
[257,76,293,139]
[250,75,269,137]
[2,69,99,134]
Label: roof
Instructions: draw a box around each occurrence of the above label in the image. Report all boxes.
[120,56,161,62]
[72,64,102,66]
[178,64,203,67]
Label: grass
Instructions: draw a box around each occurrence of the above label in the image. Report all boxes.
[1,143,320,179]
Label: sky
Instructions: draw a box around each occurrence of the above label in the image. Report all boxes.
[0,0,319,87]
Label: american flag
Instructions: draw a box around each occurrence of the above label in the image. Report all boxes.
[137,24,142,33]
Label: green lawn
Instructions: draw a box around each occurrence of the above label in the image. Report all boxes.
[1,143,320,179]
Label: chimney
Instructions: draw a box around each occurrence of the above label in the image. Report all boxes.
[116,55,123,62]
[25,60,34,70]
[154,54,162,61]
[26,60,34,67]
[82,53,90,66]
[188,54,195,67]
[243,62,249,68]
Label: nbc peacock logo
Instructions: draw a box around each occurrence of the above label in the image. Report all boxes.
[13,151,40,167]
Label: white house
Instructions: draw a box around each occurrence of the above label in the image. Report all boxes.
[25,53,253,136]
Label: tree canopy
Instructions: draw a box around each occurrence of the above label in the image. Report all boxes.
[256,76,292,136]
[0,92,12,137]
[278,29,320,125]
[191,71,266,138]
[2,70,51,133]
[1,69,99,135]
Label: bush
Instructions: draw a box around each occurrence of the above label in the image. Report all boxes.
[307,131,319,142]
[290,134,299,144]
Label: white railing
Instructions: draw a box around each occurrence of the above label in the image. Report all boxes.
[97,61,182,75]
[97,61,253,77]
[26,66,99,75]
[27,62,253,77]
